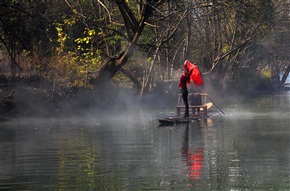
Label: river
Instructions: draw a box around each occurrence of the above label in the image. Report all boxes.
[0,93,289,190]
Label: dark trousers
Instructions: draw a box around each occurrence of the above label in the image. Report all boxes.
[181,89,189,117]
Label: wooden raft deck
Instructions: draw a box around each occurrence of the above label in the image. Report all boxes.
[158,115,208,125]
[158,93,210,125]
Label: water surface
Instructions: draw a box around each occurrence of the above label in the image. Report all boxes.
[1,94,290,190]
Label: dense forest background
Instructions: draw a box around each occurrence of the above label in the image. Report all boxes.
[1,0,290,99]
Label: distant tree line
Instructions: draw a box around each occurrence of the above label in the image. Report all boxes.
[1,0,290,95]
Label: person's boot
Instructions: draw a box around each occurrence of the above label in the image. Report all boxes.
[183,111,189,118]
[184,107,189,117]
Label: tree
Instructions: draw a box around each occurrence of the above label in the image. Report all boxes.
[1,0,290,95]
[63,0,192,94]
[0,1,60,77]
[183,0,277,92]
[92,0,167,89]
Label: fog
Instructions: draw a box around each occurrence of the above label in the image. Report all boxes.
[5,67,289,125]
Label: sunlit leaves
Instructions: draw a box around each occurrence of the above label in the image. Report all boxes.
[64,17,77,26]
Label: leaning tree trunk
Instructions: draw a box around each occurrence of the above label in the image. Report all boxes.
[93,0,161,88]
[94,43,135,88]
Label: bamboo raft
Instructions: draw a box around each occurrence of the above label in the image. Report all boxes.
[158,93,212,125]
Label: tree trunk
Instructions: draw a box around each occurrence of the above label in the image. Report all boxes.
[94,43,135,88]
[119,67,142,94]
[94,0,158,88]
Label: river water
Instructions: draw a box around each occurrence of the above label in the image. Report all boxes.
[0,93,290,191]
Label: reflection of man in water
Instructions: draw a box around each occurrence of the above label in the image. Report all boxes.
[187,148,204,180]
[181,126,204,181]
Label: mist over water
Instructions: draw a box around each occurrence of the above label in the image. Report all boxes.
[1,92,290,190]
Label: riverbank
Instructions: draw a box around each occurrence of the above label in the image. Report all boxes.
[1,77,162,119]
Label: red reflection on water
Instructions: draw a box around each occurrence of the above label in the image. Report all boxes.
[187,148,204,180]
[181,126,204,181]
